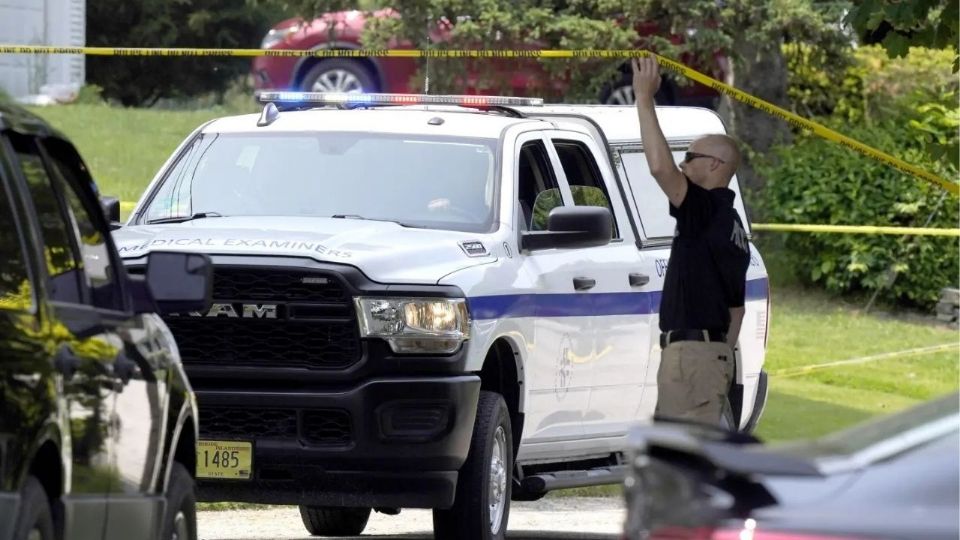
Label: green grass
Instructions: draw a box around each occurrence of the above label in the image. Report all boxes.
[25,104,959,503]
[27,104,253,202]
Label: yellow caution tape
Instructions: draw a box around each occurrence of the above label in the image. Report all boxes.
[752,223,960,237]
[7,45,953,195]
[769,342,959,378]
[0,46,652,58]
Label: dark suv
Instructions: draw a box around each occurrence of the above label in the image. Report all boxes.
[0,102,212,540]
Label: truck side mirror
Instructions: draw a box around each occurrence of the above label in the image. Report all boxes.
[131,251,213,315]
[520,206,613,251]
[100,196,122,230]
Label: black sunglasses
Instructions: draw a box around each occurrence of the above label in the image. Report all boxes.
[683,151,725,164]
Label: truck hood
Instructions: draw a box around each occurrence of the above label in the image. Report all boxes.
[112,216,497,284]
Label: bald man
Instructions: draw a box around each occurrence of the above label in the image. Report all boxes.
[632,55,751,428]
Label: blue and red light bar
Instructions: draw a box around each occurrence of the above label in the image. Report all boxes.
[256,91,544,108]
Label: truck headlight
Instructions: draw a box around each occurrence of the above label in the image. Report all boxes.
[354,297,471,354]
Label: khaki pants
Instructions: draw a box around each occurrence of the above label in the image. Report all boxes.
[655,340,735,427]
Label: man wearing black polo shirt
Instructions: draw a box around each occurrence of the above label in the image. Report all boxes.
[632,55,751,427]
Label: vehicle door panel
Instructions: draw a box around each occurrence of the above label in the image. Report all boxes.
[546,134,648,440]
[9,131,113,539]
[511,132,589,447]
[38,137,167,538]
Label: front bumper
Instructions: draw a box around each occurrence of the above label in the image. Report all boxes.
[196,375,480,509]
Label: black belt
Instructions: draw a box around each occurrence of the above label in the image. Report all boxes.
[660,329,727,348]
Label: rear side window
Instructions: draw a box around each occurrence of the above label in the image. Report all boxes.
[0,176,33,312]
[617,148,750,241]
[43,139,123,311]
[11,133,84,304]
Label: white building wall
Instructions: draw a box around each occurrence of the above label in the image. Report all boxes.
[0,0,85,99]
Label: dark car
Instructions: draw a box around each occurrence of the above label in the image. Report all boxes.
[623,393,960,540]
[252,9,728,108]
[0,102,213,540]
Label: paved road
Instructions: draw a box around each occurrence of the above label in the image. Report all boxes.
[199,497,625,539]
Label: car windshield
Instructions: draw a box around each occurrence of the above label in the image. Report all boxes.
[142,132,499,233]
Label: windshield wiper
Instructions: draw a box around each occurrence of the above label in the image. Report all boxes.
[146,211,225,224]
[331,214,414,227]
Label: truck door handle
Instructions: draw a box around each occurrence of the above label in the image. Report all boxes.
[629,273,650,287]
[573,277,596,291]
[53,346,82,380]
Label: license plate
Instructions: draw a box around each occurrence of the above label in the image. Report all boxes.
[197,440,252,480]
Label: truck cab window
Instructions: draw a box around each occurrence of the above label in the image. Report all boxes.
[517,141,562,231]
[553,140,618,238]
[44,139,122,312]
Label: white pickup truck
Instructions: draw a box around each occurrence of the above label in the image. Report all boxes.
[109,92,770,540]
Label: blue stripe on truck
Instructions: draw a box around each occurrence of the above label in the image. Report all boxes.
[468,277,768,320]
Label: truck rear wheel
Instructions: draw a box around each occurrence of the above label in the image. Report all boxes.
[433,391,512,540]
[13,476,54,540]
[298,506,371,536]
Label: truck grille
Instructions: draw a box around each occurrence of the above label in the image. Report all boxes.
[163,267,362,370]
[201,406,352,447]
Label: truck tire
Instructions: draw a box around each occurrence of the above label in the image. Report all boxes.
[433,391,513,540]
[298,506,371,536]
[300,59,376,94]
[13,476,54,540]
[161,463,197,540]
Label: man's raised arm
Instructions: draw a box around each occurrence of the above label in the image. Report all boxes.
[632,56,687,207]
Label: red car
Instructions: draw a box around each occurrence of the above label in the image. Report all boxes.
[252,9,727,107]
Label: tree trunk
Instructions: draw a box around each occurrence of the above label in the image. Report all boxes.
[727,34,792,212]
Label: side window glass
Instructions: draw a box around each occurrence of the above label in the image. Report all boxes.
[43,139,122,311]
[0,178,33,312]
[553,140,619,238]
[145,136,206,223]
[517,140,562,231]
[11,134,84,304]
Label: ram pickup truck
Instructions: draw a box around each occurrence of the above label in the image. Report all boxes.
[109,92,770,540]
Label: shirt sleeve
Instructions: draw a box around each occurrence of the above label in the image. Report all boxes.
[723,262,746,308]
[669,176,715,236]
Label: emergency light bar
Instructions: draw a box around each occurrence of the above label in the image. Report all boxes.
[256,91,544,108]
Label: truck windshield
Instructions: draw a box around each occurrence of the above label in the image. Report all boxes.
[142,132,499,233]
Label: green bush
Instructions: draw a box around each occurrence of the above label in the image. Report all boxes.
[86,0,293,107]
[759,45,958,308]
[757,120,958,308]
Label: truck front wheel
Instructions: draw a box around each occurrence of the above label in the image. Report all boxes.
[433,391,512,540]
[298,506,371,536]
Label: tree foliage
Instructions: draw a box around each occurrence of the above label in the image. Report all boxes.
[846,0,959,70]
[758,46,959,306]
[87,0,291,106]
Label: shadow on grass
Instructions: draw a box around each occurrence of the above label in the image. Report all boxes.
[757,389,875,442]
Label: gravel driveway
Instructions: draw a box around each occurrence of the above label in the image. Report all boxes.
[199,497,625,539]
